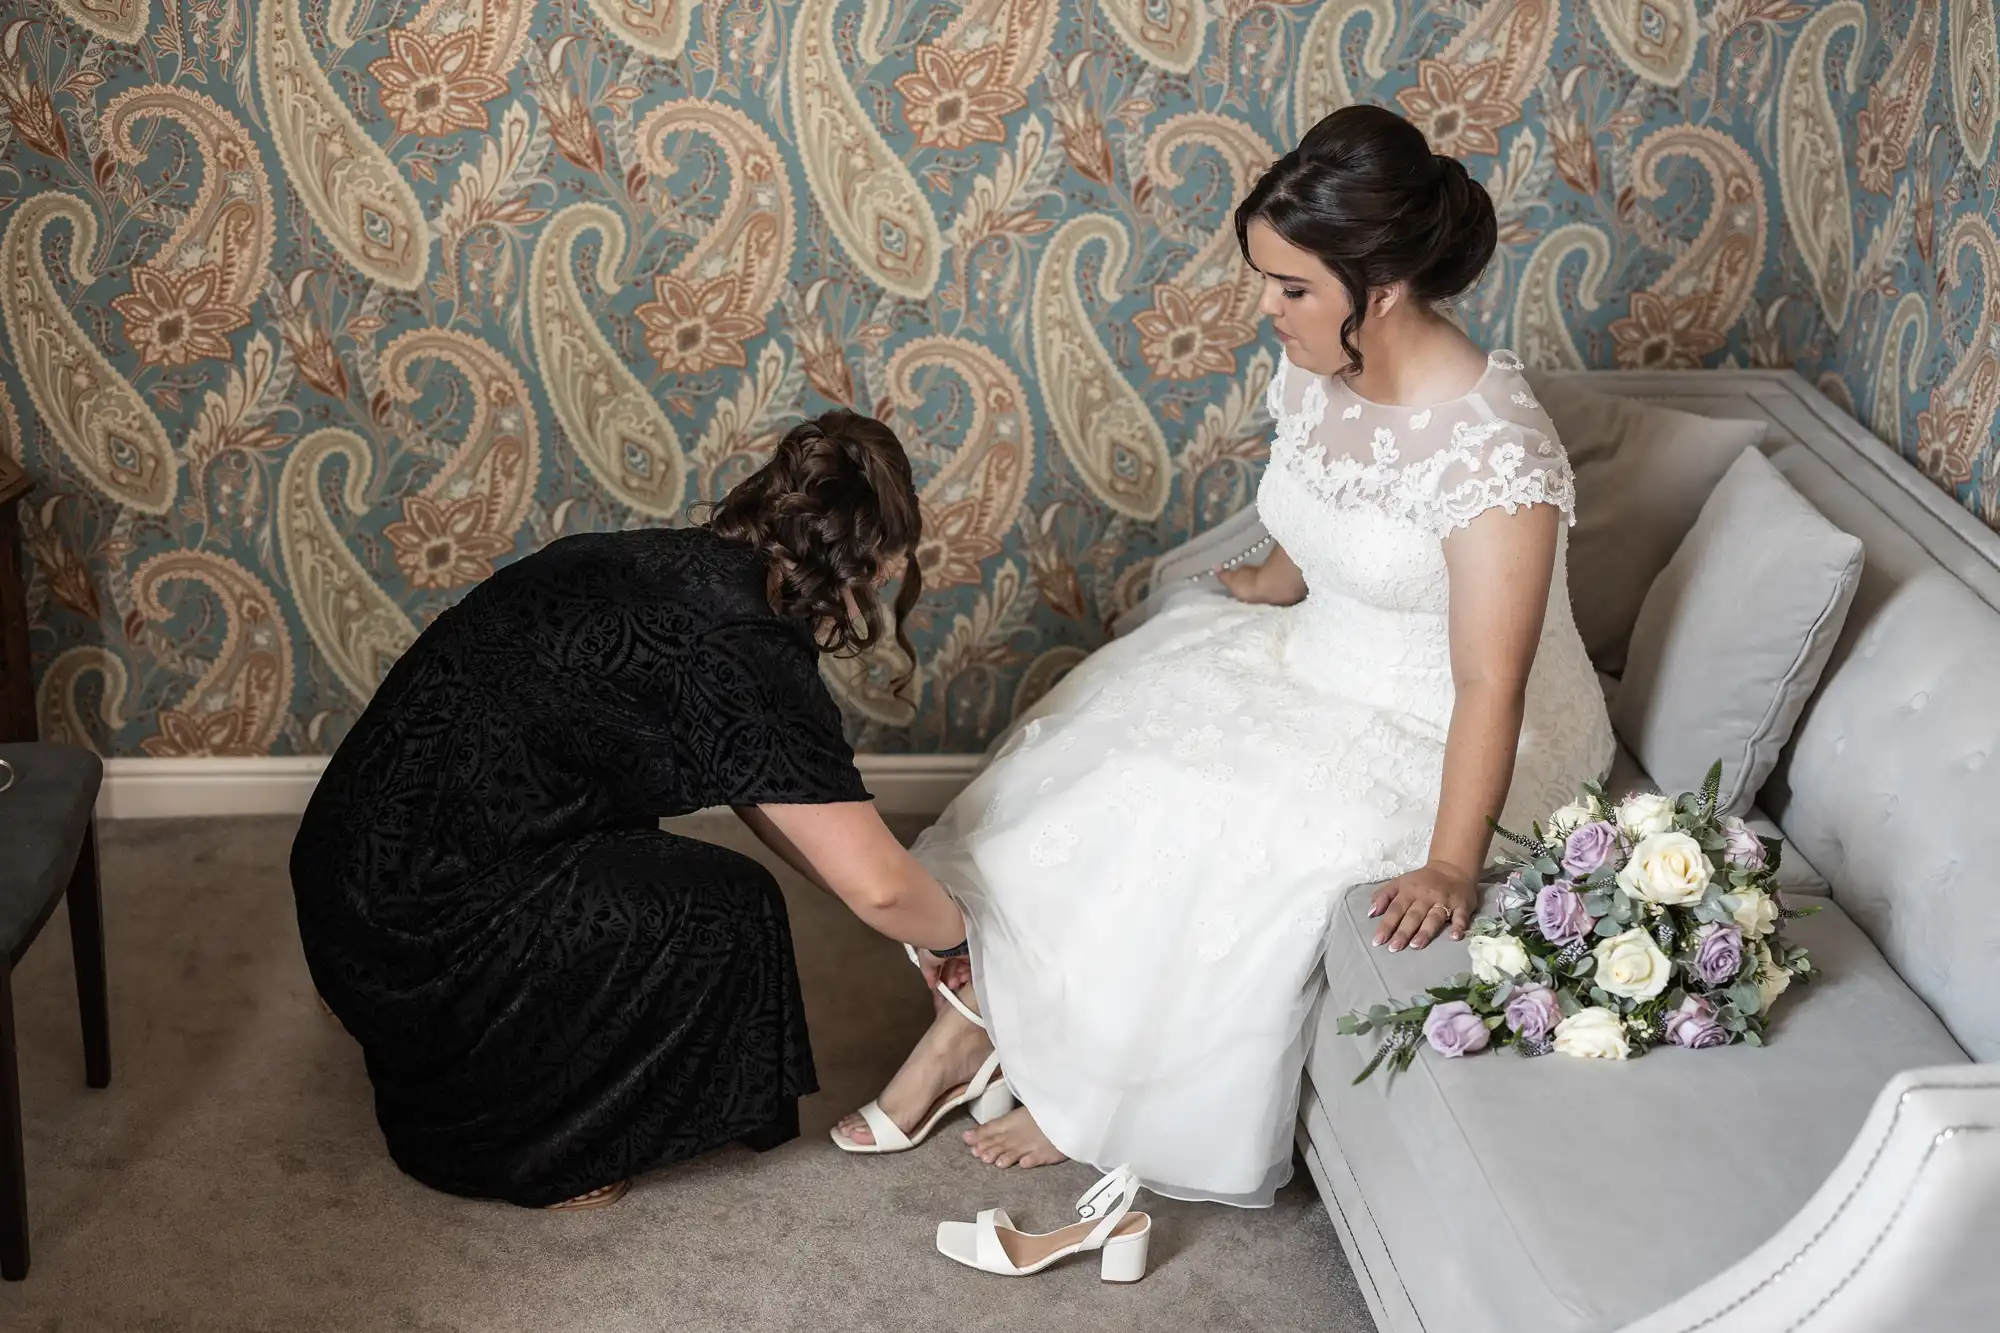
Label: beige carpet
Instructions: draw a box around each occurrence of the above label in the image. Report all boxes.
[2,814,1369,1332]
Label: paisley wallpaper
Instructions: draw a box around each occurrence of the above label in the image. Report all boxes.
[0,0,1995,758]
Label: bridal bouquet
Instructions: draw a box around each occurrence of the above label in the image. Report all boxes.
[1338,762,1819,1084]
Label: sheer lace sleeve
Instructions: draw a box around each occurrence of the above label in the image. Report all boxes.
[1412,363,1575,536]
[1281,353,1577,538]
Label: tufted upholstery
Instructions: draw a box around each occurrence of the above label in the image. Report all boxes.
[1765,571,2000,1060]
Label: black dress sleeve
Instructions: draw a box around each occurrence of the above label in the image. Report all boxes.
[689,620,872,808]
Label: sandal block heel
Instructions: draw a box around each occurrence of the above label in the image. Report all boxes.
[1099,1224,1151,1283]
[969,1080,1016,1125]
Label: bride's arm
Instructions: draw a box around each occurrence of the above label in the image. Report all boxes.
[1370,502,1560,950]
[1219,542,1308,605]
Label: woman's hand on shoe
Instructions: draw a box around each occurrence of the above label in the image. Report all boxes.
[913,948,972,998]
[1368,862,1478,951]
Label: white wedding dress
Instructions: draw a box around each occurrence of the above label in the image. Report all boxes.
[912,349,1615,1206]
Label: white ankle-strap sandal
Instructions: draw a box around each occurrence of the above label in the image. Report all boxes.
[828,945,1015,1154]
[934,1165,1152,1281]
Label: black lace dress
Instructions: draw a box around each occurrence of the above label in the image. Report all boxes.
[290,527,867,1206]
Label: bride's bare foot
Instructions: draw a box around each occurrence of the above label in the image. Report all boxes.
[835,986,994,1146]
[964,1106,1068,1169]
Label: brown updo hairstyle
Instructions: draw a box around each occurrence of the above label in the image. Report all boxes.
[703,409,924,691]
[1234,104,1498,377]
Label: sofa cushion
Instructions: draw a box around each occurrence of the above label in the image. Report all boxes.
[1311,884,1969,1333]
[1534,378,1769,675]
[1613,449,1864,814]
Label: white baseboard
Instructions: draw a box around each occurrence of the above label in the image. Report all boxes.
[100,757,331,820]
[848,754,983,816]
[97,753,982,821]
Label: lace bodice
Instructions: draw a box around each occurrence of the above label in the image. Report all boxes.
[1256,349,1576,624]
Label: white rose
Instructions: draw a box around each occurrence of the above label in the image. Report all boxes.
[1730,888,1779,939]
[1467,933,1531,983]
[1553,1007,1631,1060]
[1616,792,1678,840]
[1591,927,1673,1001]
[1548,800,1596,835]
[1616,831,1712,905]
[1755,942,1792,1015]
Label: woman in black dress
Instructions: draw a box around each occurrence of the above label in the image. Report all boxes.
[291,411,969,1209]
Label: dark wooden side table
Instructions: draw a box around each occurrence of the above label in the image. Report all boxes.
[0,455,33,744]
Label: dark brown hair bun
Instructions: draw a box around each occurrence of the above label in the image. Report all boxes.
[1235,104,1498,375]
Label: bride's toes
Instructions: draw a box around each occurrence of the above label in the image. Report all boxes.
[965,1107,1068,1170]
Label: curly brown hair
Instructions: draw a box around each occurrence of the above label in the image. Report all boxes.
[702,409,924,692]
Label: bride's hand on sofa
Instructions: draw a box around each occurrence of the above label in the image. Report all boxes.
[1368,862,1478,951]
[1219,543,1307,605]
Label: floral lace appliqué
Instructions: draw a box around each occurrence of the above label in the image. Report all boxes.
[1266,355,1577,539]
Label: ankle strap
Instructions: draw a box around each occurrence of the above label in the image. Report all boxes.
[904,942,989,1031]
[1074,1166,1139,1245]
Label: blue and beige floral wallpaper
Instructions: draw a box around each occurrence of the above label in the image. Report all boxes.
[0,0,1995,756]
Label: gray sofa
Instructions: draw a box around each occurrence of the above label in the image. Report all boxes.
[1128,370,2000,1332]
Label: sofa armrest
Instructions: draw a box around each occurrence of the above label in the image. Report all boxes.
[1617,1063,2000,1333]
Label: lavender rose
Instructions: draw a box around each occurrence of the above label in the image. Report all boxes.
[1423,1001,1491,1058]
[1693,923,1745,988]
[1562,821,1621,877]
[1720,816,1768,870]
[1664,996,1730,1049]
[1503,984,1563,1043]
[1535,881,1594,946]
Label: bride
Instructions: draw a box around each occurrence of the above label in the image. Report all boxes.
[835,105,1615,1207]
